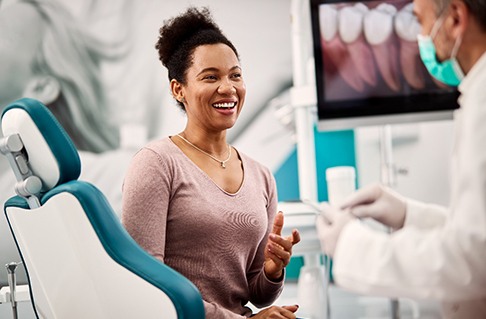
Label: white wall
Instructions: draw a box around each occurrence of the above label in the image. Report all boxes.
[355,119,455,206]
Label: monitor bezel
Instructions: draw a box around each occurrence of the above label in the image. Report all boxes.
[310,0,460,131]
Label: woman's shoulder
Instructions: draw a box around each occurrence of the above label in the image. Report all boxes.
[137,136,178,156]
[143,136,175,153]
[131,137,179,164]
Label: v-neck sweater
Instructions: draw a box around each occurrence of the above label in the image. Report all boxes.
[122,137,283,318]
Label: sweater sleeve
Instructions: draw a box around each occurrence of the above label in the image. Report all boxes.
[121,148,171,260]
[247,171,284,308]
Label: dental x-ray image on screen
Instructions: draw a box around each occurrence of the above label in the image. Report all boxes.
[311,0,460,131]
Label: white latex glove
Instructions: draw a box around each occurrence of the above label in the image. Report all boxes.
[316,203,355,257]
[340,183,407,230]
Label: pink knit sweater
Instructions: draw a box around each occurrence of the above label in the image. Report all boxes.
[122,137,283,318]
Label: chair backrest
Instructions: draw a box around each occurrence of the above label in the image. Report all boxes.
[1,98,205,319]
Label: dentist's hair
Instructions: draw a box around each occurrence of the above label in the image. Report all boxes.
[435,0,486,31]
[155,7,239,111]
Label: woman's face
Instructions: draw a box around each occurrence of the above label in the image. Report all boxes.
[180,43,246,133]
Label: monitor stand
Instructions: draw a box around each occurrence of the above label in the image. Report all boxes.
[379,124,400,319]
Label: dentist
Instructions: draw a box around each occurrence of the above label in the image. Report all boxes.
[317,0,486,318]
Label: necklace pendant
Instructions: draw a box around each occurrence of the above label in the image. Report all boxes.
[221,162,226,169]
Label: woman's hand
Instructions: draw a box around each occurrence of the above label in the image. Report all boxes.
[264,212,301,280]
[251,305,299,318]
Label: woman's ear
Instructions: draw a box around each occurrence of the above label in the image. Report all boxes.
[22,75,61,105]
[170,79,184,103]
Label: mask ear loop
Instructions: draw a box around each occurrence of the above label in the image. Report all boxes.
[429,1,454,39]
[430,15,445,39]
[450,34,465,78]
[450,34,463,58]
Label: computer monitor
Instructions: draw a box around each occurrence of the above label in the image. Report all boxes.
[310,0,460,131]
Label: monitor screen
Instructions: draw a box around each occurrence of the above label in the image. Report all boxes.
[310,0,460,131]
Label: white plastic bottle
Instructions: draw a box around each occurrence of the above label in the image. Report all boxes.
[296,166,356,319]
[325,166,356,207]
[297,253,329,319]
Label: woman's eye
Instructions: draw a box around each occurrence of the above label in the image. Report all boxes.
[232,73,242,79]
[204,75,217,80]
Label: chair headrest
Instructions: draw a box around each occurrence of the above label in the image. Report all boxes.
[1,98,81,191]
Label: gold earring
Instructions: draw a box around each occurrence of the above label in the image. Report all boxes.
[180,97,186,103]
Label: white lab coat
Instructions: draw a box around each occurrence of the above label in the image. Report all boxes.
[333,52,486,318]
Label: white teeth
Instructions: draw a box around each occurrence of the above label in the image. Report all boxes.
[338,4,368,43]
[376,3,398,15]
[394,3,421,42]
[364,3,397,45]
[213,102,236,108]
[353,2,369,14]
[320,5,338,41]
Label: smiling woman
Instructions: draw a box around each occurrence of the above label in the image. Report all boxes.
[121,6,301,319]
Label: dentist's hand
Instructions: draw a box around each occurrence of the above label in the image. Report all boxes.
[264,211,301,280]
[316,203,355,257]
[251,304,299,318]
[341,183,407,230]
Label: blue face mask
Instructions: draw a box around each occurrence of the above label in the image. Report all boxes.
[417,16,464,87]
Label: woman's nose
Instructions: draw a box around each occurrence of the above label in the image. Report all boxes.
[218,79,236,94]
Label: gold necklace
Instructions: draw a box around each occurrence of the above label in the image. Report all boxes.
[177,134,231,169]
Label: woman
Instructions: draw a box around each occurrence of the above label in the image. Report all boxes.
[122,7,301,319]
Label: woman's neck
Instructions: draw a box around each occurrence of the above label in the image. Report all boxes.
[180,129,228,154]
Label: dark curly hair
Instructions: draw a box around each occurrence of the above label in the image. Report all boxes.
[155,7,239,110]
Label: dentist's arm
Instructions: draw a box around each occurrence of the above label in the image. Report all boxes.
[340,183,407,230]
[341,183,447,230]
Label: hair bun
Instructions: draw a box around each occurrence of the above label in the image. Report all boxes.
[156,7,223,67]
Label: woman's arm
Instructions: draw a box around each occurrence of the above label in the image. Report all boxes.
[121,148,171,260]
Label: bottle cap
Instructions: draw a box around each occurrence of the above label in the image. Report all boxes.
[325,166,355,181]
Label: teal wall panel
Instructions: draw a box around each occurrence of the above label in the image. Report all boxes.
[274,129,356,281]
[275,129,356,202]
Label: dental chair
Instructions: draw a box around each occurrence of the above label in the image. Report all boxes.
[0,98,204,319]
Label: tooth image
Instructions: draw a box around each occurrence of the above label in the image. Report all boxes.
[395,3,426,90]
[364,3,401,92]
[339,3,377,87]
[320,5,365,93]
